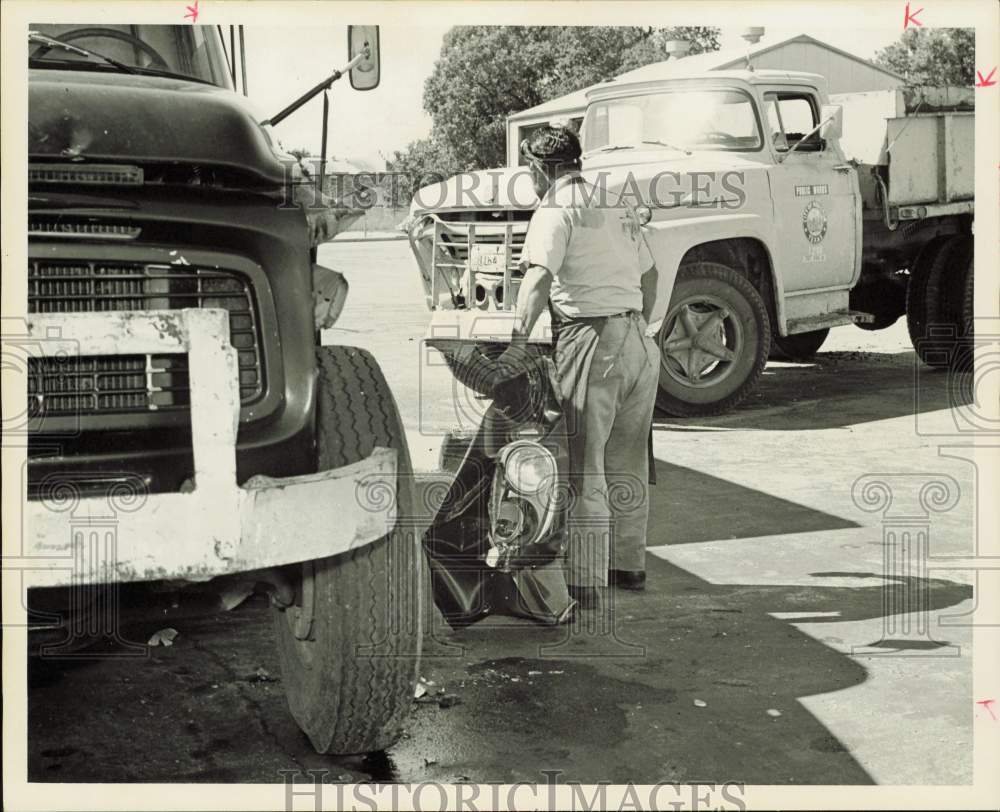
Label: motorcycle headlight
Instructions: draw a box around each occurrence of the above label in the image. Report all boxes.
[500,441,556,496]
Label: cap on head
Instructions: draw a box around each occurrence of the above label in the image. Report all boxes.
[520,123,582,168]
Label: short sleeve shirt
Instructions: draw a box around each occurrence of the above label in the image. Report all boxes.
[519,173,654,319]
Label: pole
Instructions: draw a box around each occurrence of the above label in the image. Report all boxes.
[319,90,329,200]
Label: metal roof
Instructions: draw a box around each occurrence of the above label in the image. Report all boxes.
[507,33,906,123]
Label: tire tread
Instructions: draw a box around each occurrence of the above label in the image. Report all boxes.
[273,346,420,755]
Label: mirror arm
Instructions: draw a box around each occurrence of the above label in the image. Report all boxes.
[263,49,368,126]
[776,114,834,164]
[238,26,248,96]
[229,27,237,87]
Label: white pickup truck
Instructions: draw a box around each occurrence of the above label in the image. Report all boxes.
[407,70,974,415]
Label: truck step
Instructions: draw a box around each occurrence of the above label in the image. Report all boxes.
[786,310,874,334]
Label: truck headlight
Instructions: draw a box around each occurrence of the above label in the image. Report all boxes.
[500,441,556,496]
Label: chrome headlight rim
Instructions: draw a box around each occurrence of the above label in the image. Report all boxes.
[499,440,557,497]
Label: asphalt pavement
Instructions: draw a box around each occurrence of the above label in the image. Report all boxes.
[27,239,976,785]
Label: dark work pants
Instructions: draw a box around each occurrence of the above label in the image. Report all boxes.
[562,312,659,588]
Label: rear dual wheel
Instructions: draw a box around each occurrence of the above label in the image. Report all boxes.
[906,234,974,368]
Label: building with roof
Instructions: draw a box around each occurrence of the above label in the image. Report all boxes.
[505,33,906,165]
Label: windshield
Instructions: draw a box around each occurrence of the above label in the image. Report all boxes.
[583,89,762,153]
[29,24,233,88]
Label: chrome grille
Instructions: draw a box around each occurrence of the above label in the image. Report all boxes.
[434,225,527,273]
[430,217,529,311]
[27,261,263,416]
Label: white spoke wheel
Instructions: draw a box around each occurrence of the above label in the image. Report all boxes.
[273,346,421,755]
[655,262,771,417]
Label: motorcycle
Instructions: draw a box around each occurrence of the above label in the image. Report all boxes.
[422,343,576,626]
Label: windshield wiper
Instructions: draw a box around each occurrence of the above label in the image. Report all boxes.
[29,31,137,74]
[641,139,692,155]
[596,145,634,153]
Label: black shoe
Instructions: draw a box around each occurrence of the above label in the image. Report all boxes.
[609,569,646,591]
[567,584,601,610]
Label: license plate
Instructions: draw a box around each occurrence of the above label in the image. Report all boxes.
[470,244,506,273]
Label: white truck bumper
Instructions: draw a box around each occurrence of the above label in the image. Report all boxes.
[16,310,398,588]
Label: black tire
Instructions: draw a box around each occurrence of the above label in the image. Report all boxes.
[944,235,974,338]
[771,328,830,361]
[850,275,906,331]
[655,261,771,417]
[273,346,420,755]
[906,237,952,352]
[907,235,969,367]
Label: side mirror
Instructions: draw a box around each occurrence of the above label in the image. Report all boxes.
[819,104,843,141]
[348,26,380,91]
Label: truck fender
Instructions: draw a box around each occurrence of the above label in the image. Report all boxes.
[642,213,783,329]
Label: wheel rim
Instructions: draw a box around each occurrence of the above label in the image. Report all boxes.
[280,561,317,666]
[659,293,742,388]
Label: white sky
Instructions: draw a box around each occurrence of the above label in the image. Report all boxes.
[245,26,904,168]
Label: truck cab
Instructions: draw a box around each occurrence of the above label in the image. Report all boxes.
[580,69,865,414]
[407,67,973,416]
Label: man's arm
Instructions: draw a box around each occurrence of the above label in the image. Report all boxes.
[641,264,659,323]
[510,265,553,345]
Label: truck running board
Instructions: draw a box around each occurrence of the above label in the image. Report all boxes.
[786,310,875,334]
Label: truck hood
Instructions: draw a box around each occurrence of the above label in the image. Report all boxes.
[28,69,287,186]
[410,167,536,214]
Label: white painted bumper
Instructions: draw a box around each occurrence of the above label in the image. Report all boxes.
[16,310,398,588]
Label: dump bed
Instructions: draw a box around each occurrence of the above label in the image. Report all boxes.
[832,86,974,210]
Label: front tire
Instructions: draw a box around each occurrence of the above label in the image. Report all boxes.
[273,346,420,755]
[655,262,771,417]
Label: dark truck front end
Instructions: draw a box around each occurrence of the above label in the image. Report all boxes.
[21,24,420,756]
[27,69,316,492]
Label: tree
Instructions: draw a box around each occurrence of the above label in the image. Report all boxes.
[419,25,721,172]
[386,135,459,208]
[874,28,975,86]
[615,27,721,74]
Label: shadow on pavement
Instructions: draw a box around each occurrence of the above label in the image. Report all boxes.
[25,451,970,787]
[655,352,970,431]
[404,554,970,785]
[648,459,858,544]
[27,544,971,786]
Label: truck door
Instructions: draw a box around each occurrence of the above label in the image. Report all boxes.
[764,90,859,293]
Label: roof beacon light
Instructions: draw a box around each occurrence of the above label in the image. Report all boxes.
[741,27,765,71]
[664,39,691,59]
